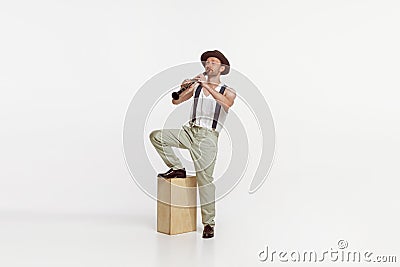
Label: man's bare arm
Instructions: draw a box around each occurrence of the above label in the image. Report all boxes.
[172,83,198,105]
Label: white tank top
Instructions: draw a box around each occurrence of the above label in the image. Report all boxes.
[189,83,228,133]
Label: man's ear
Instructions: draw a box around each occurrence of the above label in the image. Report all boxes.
[219,65,225,74]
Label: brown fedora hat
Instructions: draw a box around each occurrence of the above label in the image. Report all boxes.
[200,50,230,75]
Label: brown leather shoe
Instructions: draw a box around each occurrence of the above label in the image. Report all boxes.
[157,168,186,178]
[202,224,214,238]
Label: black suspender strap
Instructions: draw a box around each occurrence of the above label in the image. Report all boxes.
[212,84,227,130]
[191,84,202,123]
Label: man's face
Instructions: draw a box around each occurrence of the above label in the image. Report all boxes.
[204,57,225,76]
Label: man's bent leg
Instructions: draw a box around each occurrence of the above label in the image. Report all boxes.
[149,128,192,170]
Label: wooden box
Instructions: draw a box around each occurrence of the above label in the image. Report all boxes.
[157,176,197,235]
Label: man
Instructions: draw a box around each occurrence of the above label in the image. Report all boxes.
[149,50,236,238]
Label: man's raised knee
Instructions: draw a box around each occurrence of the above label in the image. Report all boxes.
[149,130,161,142]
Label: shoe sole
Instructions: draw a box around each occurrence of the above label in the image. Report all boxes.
[202,234,214,238]
[157,174,187,178]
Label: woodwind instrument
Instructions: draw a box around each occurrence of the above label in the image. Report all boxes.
[172,72,206,100]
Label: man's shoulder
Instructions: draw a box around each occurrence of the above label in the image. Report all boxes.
[222,84,236,95]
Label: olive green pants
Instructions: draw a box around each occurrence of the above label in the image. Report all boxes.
[149,123,219,227]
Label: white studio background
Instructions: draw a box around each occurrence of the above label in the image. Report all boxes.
[0,1,399,267]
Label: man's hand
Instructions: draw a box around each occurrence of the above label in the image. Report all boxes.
[194,73,206,83]
[172,80,197,105]
[181,79,192,88]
